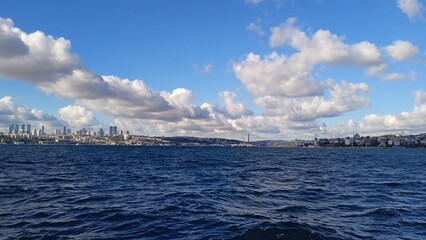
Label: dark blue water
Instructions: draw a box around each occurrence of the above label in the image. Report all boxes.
[1,146,425,239]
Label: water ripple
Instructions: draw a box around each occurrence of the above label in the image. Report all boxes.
[0,146,425,239]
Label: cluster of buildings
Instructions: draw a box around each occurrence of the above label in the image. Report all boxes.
[1,123,130,144]
[2,123,426,147]
[8,123,44,138]
[276,133,426,148]
[315,133,426,148]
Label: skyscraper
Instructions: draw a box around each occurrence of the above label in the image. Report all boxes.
[41,125,45,135]
[63,126,67,136]
[109,126,118,136]
[9,124,14,134]
[98,128,105,137]
[27,124,31,134]
[21,124,25,133]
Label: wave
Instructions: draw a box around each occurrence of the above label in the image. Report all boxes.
[232,222,340,240]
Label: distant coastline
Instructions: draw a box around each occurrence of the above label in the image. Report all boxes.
[1,132,425,148]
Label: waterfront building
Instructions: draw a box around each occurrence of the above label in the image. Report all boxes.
[9,124,14,134]
[109,126,118,136]
[98,128,105,137]
[27,124,31,135]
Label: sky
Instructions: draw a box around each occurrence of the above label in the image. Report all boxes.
[0,0,425,140]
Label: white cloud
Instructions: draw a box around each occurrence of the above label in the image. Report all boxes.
[0,18,210,122]
[0,18,80,83]
[234,18,382,98]
[366,64,406,81]
[194,63,213,73]
[270,18,303,48]
[328,91,426,137]
[246,22,264,36]
[397,0,424,20]
[219,91,253,119]
[233,52,324,98]
[269,18,381,66]
[59,105,100,129]
[254,80,370,121]
[385,40,419,61]
[0,96,61,130]
[0,19,29,58]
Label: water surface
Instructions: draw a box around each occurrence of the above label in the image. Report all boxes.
[1,146,425,239]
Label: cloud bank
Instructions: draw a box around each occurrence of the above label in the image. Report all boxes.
[0,16,424,139]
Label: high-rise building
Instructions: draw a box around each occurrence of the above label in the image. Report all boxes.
[9,124,14,134]
[108,126,118,136]
[27,124,31,134]
[33,129,37,137]
[21,124,25,133]
[63,126,67,135]
[41,125,45,135]
[98,128,105,137]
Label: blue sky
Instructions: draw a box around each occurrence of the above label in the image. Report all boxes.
[0,0,425,140]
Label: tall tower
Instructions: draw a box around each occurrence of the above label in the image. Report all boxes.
[27,124,31,134]
[98,128,104,137]
[9,124,14,134]
[63,126,67,136]
[41,125,45,135]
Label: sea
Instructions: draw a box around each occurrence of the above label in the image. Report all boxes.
[0,145,425,239]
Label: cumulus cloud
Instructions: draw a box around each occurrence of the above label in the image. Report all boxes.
[327,91,426,137]
[269,18,381,66]
[219,91,253,119]
[397,0,424,20]
[0,19,29,58]
[0,17,211,123]
[0,96,61,129]
[366,64,406,81]
[59,105,100,129]
[234,18,381,98]
[246,22,264,36]
[385,40,419,61]
[254,80,370,121]
[0,18,80,83]
[233,52,324,98]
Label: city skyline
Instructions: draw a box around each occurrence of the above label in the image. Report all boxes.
[0,0,426,140]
